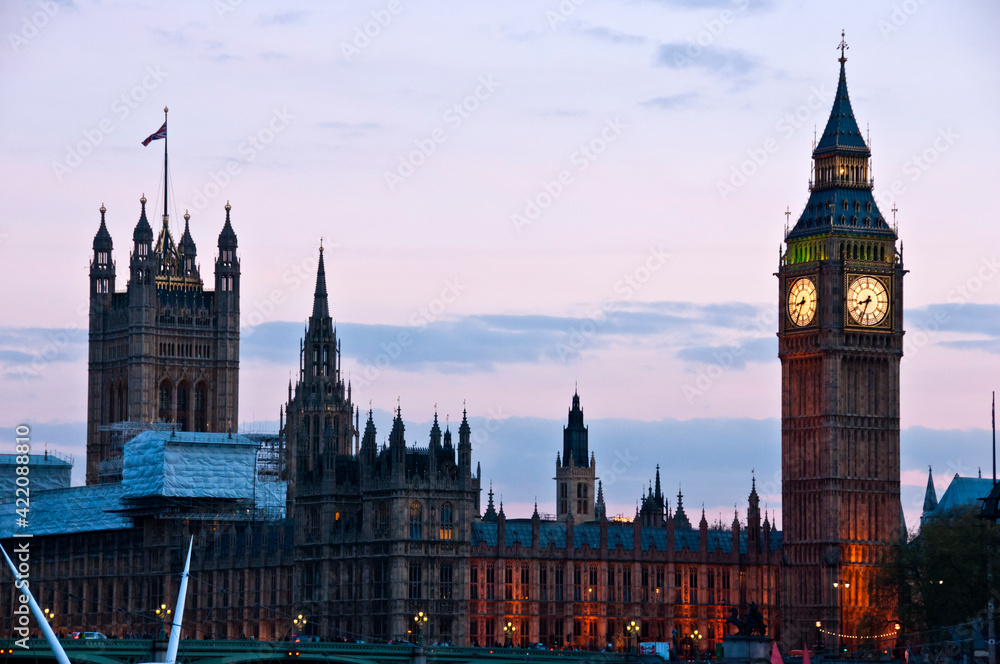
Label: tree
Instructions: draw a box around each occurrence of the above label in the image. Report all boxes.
[874,506,1000,636]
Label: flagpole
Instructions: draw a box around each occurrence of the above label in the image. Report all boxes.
[163,106,169,221]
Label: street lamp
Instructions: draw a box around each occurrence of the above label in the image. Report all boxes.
[503,620,517,648]
[833,581,850,655]
[413,611,428,646]
[693,629,702,659]
[626,620,640,655]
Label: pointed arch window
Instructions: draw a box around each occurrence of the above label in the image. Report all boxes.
[409,501,423,540]
[440,503,453,540]
[158,380,173,423]
[194,382,208,432]
[176,382,190,430]
[108,380,116,423]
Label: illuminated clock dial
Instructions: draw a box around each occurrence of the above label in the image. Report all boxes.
[847,275,889,326]
[787,278,817,327]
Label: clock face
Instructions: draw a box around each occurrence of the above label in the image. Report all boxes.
[787,278,817,327]
[847,275,889,326]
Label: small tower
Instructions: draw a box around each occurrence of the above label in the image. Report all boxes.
[920,466,938,524]
[129,195,155,307]
[595,480,607,522]
[555,388,597,520]
[178,210,199,279]
[674,486,691,530]
[90,204,115,311]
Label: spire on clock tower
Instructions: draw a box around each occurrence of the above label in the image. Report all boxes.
[785,34,895,244]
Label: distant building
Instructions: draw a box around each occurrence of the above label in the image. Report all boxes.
[920,467,994,523]
[0,243,778,650]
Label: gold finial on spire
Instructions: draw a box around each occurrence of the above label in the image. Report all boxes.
[224,200,231,212]
[164,106,169,114]
[320,237,324,253]
[838,29,849,63]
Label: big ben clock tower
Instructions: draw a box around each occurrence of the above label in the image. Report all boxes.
[778,35,904,649]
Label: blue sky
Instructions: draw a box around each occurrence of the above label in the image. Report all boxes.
[2,0,999,530]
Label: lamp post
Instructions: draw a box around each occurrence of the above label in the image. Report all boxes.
[503,620,517,648]
[693,630,702,661]
[413,611,428,646]
[833,581,850,655]
[816,621,823,652]
[292,614,307,638]
[626,620,640,658]
[155,603,172,640]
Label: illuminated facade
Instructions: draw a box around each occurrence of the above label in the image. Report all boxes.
[777,44,904,649]
[470,393,781,653]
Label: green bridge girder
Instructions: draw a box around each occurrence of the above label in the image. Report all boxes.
[0,640,633,664]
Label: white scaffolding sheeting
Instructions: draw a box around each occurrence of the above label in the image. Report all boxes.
[122,431,258,499]
[0,484,129,538]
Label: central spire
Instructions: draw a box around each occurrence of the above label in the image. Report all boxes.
[312,242,330,320]
[784,37,895,243]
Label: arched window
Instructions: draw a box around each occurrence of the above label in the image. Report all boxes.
[440,503,453,540]
[409,502,423,540]
[194,382,208,432]
[158,380,173,423]
[120,380,128,420]
[176,382,190,430]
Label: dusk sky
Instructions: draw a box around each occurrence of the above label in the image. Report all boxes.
[2,1,999,530]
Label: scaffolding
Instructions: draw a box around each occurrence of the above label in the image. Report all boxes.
[98,420,179,483]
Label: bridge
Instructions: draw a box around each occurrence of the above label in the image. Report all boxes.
[0,639,635,664]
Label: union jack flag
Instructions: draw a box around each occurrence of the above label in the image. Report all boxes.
[141,121,167,146]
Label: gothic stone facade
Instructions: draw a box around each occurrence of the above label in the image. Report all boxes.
[86,198,240,484]
[778,53,904,649]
